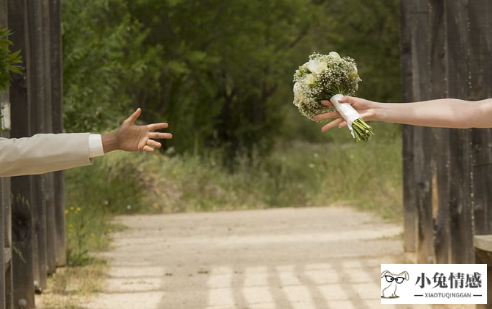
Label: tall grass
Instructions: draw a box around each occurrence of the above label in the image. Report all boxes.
[137,135,402,218]
[64,127,402,265]
[136,121,403,218]
[64,154,141,265]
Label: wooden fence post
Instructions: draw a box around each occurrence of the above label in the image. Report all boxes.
[409,0,436,264]
[444,0,475,264]
[41,0,58,276]
[469,1,492,245]
[0,0,13,308]
[2,0,65,306]
[400,0,492,266]
[8,0,37,307]
[49,0,66,267]
[26,0,49,291]
[400,0,416,254]
[428,0,450,264]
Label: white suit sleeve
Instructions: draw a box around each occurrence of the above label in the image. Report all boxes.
[88,134,104,158]
[0,133,99,177]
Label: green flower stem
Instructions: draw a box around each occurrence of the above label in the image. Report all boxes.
[351,118,374,142]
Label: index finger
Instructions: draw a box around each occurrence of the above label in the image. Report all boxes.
[321,100,334,107]
[314,111,341,121]
[147,123,169,131]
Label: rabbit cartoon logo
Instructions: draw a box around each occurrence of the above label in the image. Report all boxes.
[381,270,410,299]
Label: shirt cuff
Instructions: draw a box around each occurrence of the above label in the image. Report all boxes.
[88,134,105,158]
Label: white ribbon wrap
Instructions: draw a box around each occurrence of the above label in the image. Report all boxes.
[329,94,361,138]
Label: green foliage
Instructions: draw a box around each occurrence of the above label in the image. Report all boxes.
[62,0,147,132]
[0,26,22,92]
[63,0,399,155]
[317,0,402,103]
[64,153,143,265]
[65,152,145,215]
[124,0,321,160]
[147,138,402,220]
[65,134,402,221]
[62,0,401,154]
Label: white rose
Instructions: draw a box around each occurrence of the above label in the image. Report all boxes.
[351,65,358,74]
[307,60,328,76]
[304,74,316,86]
[293,83,304,104]
[349,65,359,79]
[329,51,340,59]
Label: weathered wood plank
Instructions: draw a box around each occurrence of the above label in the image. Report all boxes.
[0,1,13,308]
[474,234,492,308]
[428,0,450,264]
[400,0,416,253]
[41,0,58,276]
[2,250,10,266]
[469,1,492,249]
[410,0,435,264]
[49,0,66,267]
[474,235,492,252]
[8,0,36,306]
[26,0,49,291]
[445,0,475,265]
[447,129,474,264]
[414,127,435,264]
[400,0,492,272]
[0,198,4,309]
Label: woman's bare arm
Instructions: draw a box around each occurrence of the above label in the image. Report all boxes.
[314,96,492,131]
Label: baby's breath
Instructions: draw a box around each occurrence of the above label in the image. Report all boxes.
[293,52,361,121]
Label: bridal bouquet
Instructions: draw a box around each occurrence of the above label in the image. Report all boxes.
[293,52,374,142]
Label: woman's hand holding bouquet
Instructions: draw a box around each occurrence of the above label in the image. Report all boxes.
[293,52,374,142]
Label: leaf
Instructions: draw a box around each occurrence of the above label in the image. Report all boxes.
[8,66,23,74]
[0,26,23,91]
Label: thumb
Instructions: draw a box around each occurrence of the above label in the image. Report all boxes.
[338,96,350,103]
[339,96,357,105]
[125,108,141,124]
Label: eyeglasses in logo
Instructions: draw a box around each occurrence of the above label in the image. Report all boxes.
[381,270,410,299]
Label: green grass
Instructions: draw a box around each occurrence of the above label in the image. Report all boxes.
[63,126,403,266]
[37,260,107,309]
[133,122,403,219]
[64,153,140,265]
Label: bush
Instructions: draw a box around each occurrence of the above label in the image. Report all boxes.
[65,129,402,219]
[64,152,144,265]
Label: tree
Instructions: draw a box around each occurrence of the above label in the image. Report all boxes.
[315,0,401,103]
[125,0,319,160]
[62,0,146,132]
[0,26,22,92]
[62,0,402,156]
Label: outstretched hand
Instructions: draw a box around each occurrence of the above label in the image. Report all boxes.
[102,108,172,153]
[313,96,377,132]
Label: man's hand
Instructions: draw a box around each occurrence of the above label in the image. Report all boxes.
[313,96,378,132]
[102,108,172,153]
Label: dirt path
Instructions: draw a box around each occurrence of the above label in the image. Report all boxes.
[84,206,433,309]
